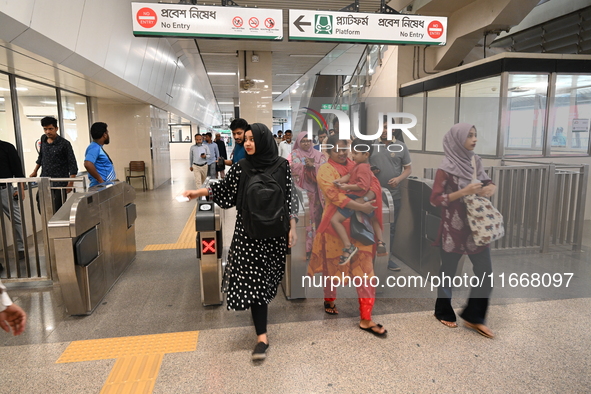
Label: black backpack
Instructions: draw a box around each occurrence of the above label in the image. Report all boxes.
[237,158,290,239]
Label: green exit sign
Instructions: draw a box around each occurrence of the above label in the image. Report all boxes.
[321,104,349,110]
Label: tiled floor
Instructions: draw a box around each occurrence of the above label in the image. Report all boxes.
[1,159,590,393]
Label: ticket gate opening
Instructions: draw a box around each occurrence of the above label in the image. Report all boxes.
[282,186,309,300]
[195,197,223,306]
[48,181,137,315]
[391,177,444,277]
[374,189,395,287]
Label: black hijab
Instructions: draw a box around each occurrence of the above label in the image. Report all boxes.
[244,123,280,169]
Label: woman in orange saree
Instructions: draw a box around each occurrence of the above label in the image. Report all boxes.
[308,136,387,336]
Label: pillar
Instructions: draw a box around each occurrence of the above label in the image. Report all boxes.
[237,51,273,129]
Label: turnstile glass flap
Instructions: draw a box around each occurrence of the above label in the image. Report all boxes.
[126,203,137,229]
[75,226,99,267]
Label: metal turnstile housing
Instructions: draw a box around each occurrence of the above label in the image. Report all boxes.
[48,181,137,315]
[195,198,223,306]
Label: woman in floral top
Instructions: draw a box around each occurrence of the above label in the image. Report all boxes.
[430,123,497,339]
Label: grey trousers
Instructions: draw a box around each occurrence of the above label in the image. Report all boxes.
[1,187,24,251]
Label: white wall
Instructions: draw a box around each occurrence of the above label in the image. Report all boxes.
[170,142,192,162]
[0,0,221,126]
[93,101,153,189]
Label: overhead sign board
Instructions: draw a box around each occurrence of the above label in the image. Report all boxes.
[288,9,447,45]
[132,2,283,40]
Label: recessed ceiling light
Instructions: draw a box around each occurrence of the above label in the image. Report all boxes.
[272,92,282,94]
[336,69,342,72]
[208,72,236,76]
[218,102,234,104]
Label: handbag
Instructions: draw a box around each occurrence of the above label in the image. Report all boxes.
[464,157,505,246]
[350,212,375,246]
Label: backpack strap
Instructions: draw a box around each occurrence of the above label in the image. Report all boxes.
[268,158,286,175]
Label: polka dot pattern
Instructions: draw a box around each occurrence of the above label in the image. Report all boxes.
[210,162,293,311]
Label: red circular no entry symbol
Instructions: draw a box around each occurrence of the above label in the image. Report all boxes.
[427,21,444,39]
[249,17,259,28]
[264,18,275,29]
[137,7,157,29]
[233,16,243,27]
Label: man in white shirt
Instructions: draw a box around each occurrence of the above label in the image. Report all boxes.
[0,280,27,336]
[204,132,219,179]
[278,130,294,159]
[189,134,210,188]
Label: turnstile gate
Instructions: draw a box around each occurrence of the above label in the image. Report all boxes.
[195,197,223,306]
[48,181,137,315]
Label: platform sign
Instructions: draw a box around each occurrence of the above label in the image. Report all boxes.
[289,9,446,46]
[572,118,589,132]
[132,2,283,40]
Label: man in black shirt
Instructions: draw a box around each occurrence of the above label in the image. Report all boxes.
[29,117,78,213]
[0,139,26,269]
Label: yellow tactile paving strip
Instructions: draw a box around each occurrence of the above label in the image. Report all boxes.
[143,206,197,251]
[101,354,164,394]
[57,331,199,394]
[57,331,199,362]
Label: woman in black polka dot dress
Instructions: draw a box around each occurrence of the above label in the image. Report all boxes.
[183,123,297,361]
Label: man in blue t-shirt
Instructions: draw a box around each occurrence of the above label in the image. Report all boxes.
[84,122,116,187]
[225,118,248,165]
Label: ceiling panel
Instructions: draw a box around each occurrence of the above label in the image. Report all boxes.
[188,0,394,111]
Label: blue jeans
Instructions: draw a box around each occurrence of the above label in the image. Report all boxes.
[434,247,493,324]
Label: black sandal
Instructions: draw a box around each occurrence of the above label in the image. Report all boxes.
[359,324,387,337]
[324,301,338,315]
[339,245,358,265]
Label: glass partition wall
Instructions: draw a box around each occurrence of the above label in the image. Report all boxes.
[0,74,16,145]
[0,72,91,174]
[402,71,591,158]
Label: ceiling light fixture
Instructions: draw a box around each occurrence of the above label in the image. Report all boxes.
[217,102,234,104]
[289,54,325,58]
[200,52,238,56]
[276,73,303,76]
[272,92,282,94]
[208,72,236,76]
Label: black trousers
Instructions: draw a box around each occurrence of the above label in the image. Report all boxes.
[434,247,493,325]
[251,303,268,336]
[36,188,67,215]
